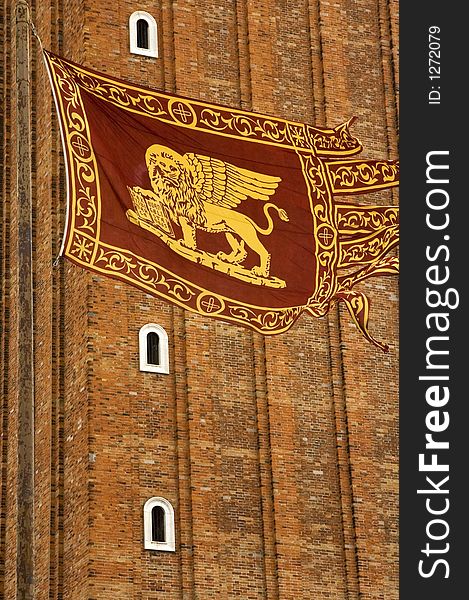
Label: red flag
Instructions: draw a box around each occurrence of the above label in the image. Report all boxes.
[44,50,398,351]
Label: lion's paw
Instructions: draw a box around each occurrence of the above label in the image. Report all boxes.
[179,239,197,251]
[251,266,269,278]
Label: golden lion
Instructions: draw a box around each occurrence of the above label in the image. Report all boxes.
[137,144,288,278]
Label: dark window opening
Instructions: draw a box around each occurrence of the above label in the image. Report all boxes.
[152,506,166,542]
[147,332,160,365]
[136,19,149,49]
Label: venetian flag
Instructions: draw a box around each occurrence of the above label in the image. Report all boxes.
[44,50,399,351]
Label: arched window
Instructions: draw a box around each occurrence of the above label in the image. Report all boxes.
[136,18,149,50]
[129,11,158,58]
[139,324,169,374]
[143,497,175,551]
[151,505,165,542]
[146,331,160,365]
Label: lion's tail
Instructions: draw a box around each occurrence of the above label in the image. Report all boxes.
[254,203,289,236]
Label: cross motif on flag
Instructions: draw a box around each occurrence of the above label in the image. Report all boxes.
[200,296,222,313]
[71,137,89,157]
[319,228,334,246]
[172,102,192,123]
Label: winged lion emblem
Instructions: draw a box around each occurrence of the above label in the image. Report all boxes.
[127,144,288,282]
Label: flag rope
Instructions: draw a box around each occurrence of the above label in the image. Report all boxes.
[24,3,44,50]
[25,15,62,265]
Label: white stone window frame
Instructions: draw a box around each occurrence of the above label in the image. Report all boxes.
[139,323,169,374]
[143,497,176,552]
[129,11,159,58]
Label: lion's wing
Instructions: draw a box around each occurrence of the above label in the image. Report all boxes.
[184,152,281,209]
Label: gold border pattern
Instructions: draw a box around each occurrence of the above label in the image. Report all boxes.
[326,159,399,194]
[52,54,364,156]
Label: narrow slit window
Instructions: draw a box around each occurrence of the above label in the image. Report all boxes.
[152,506,166,542]
[136,18,149,49]
[139,324,169,374]
[129,11,158,58]
[147,331,160,365]
[144,497,175,551]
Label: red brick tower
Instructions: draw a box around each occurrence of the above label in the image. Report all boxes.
[1,0,399,598]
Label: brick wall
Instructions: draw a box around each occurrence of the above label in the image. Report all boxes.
[0,0,399,598]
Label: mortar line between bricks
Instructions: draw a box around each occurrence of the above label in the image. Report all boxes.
[227,6,268,594]
[307,0,326,126]
[240,1,280,594]
[378,0,399,207]
[46,0,65,593]
[171,305,195,599]
[161,0,176,99]
[251,333,280,600]
[317,1,362,593]
[170,5,196,590]
[327,305,362,600]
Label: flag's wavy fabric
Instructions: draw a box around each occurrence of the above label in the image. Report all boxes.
[44,50,399,351]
